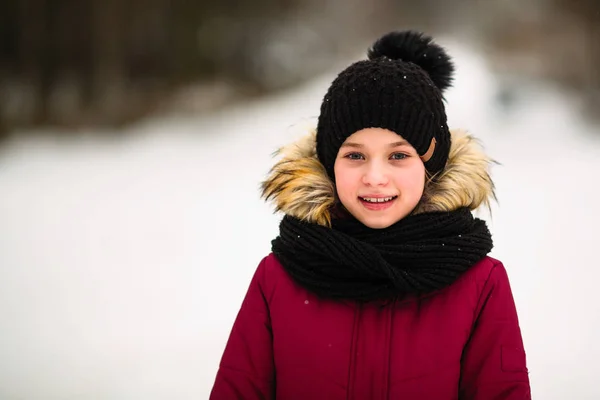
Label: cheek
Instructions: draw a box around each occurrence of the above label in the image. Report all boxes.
[334,165,358,198]
[395,164,426,192]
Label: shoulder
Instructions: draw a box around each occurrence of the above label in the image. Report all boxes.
[460,256,508,287]
[455,256,517,312]
[257,253,287,279]
[252,253,295,302]
[435,256,511,305]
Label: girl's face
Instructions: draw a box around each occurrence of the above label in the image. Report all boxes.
[334,128,426,229]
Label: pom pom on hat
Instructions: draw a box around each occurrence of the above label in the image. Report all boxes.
[368,30,454,93]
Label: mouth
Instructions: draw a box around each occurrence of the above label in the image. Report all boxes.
[359,196,398,203]
[358,195,398,211]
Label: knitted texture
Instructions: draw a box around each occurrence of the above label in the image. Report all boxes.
[316,30,454,181]
[272,208,493,302]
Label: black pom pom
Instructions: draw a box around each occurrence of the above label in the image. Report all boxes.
[368,30,454,92]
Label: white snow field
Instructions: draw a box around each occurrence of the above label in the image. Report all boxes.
[1,40,599,399]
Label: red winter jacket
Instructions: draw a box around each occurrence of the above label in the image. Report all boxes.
[210,254,530,400]
[211,129,530,399]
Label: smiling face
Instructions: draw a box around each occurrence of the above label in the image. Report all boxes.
[333,128,426,229]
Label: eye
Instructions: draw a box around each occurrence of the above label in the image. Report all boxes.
[390,152,408,160]
[344,152,364,160]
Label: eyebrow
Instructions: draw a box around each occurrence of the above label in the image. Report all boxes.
[340,140,409,148]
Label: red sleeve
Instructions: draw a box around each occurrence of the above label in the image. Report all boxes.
[210,257,275,400]
[459,261,531,399]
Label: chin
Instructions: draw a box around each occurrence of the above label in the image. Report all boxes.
[342,200,417,229]
[357,216,400,229]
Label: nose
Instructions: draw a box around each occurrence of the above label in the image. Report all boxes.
[362,161,389,186]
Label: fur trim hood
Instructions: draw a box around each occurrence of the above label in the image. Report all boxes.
[261,127,495,227]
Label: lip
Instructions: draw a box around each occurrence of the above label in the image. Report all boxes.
[358,196,397,211]
[359,194,397,198]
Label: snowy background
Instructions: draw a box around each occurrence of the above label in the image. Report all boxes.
[1,39,599,399]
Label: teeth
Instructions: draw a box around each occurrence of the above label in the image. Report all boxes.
[362,197,394,203]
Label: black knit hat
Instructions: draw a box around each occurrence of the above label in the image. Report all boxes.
[316,30,455,180]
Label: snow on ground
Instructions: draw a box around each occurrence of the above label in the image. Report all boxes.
[0,41,599,399]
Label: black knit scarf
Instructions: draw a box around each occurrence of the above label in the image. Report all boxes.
[271,207,493,302]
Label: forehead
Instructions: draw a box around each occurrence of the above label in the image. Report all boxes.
[346,127,404,140]
[342,128,409,146]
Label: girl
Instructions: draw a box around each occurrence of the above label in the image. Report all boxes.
[210,30,530,399]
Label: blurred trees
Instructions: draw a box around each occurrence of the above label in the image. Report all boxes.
[475,0,600,119]
[0,0,599,134]
[0,0,315,131]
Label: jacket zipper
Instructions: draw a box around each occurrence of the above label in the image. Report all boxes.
[381,300,394,400]
[346,304,361,400]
